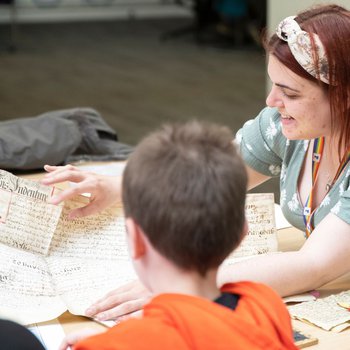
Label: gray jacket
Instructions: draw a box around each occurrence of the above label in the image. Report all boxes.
[0,107,133,170]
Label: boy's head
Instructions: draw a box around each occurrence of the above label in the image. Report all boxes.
[122,121,247,276]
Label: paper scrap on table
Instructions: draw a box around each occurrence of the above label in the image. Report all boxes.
[274,204,292,230]
[28,320,66,350]
[283,292,317,304]
[288,290,350,332]
[77,163,126,177]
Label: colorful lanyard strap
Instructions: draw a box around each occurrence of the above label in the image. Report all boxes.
[303,137,324,238]
[303,138,350,237]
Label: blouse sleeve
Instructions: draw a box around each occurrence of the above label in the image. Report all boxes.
[235,107,287,177]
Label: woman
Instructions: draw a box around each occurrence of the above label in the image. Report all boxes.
[42,3,350,321]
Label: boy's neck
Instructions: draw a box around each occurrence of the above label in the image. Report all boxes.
[148,265,221,301]
[134,227,222,301]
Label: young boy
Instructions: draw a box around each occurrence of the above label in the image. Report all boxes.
[61,121,297,350]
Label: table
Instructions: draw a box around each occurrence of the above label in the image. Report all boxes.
[20,168,350,349]
[39,227,347,349]
[278,227,350,349]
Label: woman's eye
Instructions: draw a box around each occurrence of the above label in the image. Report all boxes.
[281,90,298,99]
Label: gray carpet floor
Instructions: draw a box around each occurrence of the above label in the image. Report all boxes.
[0,17,279,199]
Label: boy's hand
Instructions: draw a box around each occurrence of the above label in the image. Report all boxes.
[41,164,122,219]
[85,280,152,321]
[59,329,102,350]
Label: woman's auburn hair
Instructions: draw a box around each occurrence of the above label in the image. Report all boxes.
[265,4,350,157]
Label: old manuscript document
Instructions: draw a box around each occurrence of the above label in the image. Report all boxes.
[0,169,136,325]
[0,170,278,325]
[289,290,350,332]
[224,193,278,263]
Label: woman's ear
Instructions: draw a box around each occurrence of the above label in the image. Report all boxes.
[125,218,146,260]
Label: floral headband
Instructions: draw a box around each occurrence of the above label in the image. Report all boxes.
[276,16,329,84]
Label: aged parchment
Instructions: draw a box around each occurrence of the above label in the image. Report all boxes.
[0,170,61,255]
[0,170,276,324]
[0,170,135,325]
[288,291,350,332]
[224,193,278,263]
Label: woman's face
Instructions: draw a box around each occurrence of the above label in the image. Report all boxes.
[266,54,331,140]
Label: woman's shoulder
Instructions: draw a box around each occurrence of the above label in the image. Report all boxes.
[237,107,283,145]
[253,106,281,125]
[236,108,289,174]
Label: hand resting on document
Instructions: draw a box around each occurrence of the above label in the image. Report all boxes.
[85,280,152,321]
[42,165,152,321]
[41,164,121,219]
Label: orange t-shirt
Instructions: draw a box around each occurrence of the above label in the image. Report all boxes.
[75,281,297,350]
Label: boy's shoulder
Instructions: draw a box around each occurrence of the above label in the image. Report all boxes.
[145,283,295,349]
[76,284,296,350]
[221,280,283,302]
[143,281,290,331]
[221,281,290,318]
[220,281,296,348]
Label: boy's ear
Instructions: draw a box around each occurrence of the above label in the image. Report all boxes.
[125,218,146,259]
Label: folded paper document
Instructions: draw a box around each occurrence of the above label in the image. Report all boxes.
[289,290,350,332]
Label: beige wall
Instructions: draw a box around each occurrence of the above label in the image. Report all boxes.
[265,0,349,91]
[268,0,350,33]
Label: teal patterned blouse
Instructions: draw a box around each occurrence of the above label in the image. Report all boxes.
[236,107,350,235]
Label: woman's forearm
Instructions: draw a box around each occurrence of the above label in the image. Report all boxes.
[218,214,350,297]
[217,251,327,297]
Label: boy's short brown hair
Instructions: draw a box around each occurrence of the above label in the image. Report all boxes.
[122,121,247,276]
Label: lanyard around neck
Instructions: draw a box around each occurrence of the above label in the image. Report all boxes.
[303,137,324,237]
[303,138,350,237]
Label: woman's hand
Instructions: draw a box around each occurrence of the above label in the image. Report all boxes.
[41,164,122,219]
[59,329,102,350]
[85,280,152,321]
